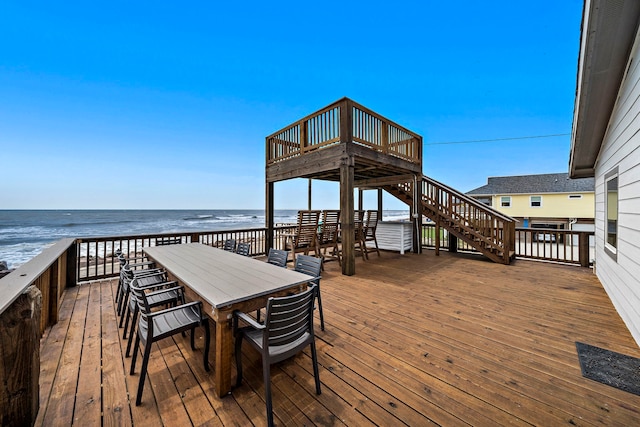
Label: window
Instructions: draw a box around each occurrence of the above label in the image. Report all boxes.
[530,196,542,207]
[605,168,618,259]
[500,196,511,207]
[568,194,582,199]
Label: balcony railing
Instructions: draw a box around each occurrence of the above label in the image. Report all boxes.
[266,98,422,166]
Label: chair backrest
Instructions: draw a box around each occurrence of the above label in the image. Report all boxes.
[294,210,321,248]
[354,210,366,238]
[364,210,379,237]
[263,285,317,348]
[236,242,251,256]
[223,239,236,252]
[294,255,321,287]
[156,237,182,246]
[267,248,288,267]
[318,210,340,245]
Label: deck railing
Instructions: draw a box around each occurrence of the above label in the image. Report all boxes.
[0,238,77,425]
[75,225,298,282]
[421,224,594,267]
[266,98,422,166]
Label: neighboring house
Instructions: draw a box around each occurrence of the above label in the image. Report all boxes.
[570,0,640,347]
[466,173,594,231]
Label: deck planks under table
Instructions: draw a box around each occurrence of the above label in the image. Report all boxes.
[35,251,640,426]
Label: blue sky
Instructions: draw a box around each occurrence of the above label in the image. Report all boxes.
[0,1,583,210]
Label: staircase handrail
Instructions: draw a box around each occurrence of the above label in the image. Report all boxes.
[421,175,515,223]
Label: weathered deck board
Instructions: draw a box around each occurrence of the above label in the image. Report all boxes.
[36,251,640,426]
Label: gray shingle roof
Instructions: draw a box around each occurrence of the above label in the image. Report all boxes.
[466,173,594,195]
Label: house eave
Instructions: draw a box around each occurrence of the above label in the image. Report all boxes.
[570,0,640,178]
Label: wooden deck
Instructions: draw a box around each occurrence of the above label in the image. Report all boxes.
[36,251,640,426]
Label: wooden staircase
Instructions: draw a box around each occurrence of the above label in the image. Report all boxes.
[384,175,516,264]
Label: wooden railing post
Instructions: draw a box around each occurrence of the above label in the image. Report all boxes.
[579,232,590,267]
[0,285,42,426]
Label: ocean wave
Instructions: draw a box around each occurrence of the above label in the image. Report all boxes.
[182,215,217,221]
[61,219,137,227]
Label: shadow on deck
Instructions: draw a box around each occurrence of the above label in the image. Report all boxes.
[36,251,640,426]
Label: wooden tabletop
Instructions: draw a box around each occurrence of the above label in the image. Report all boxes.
[143,243,312,310]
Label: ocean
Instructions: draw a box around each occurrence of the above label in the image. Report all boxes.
[0,209,409,269]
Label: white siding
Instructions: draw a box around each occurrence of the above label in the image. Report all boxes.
[594,28,640,346]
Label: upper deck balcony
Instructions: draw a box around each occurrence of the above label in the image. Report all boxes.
[266,97,422,184]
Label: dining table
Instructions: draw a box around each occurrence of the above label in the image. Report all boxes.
[143,242,313,397]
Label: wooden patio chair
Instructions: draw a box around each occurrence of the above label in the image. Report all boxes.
[294,254,324,331]
[362,210,381,258]
[234,285,321,427]
[285,210,321,261]
[129,282,210,406]
[236,242,251,256]
[315,210,341,265]
[354,209,368,261]
[266,248,288,267]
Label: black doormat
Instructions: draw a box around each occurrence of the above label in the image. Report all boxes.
[576,342,640,396]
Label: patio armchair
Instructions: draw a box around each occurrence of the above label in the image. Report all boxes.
[316,210,341,266]
[285,210,321,261]
[116,263,165,317]
[223,239,237,252]
[122,271,185,358]
[362,210,381,258]
[129,282,210,406]
[236,242,251,256]
[266,248,288,267]
[294,254,324,331]
[233,285,321,427]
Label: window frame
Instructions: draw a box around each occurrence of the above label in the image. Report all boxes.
[500,196,511,208]
[530,195,542,208]
[604,167,619,261]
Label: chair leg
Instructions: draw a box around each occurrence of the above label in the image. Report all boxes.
[120,302,130,329]
[135,340,153,406]
[202,319,210,371]
[190,327,196,350]
[130,334,140,374]
[125,307,139,357]
[310,342,321,395]
[263,358,274,427]
[235,332,244,387]
[316,286,324,331]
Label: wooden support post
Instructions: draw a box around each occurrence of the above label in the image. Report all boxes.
[308,179,312,210]
[0,285,42,426]
[377,188,383,220]
[412,175,423,254]
[66,242,77,288]
[340,98,355,275]
[266,181,274,253]
[358,189,363,211]
[435,187,440,257]
[340,163,355,275]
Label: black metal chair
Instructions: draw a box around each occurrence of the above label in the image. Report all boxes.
[234,285,321,427]
[266,248,288,267]
[294,255,324,331]
[236,242,251,256]
[129,282,210,406]
[116,264,164,317]
[122,271,185,358]
[223,239,237,252]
